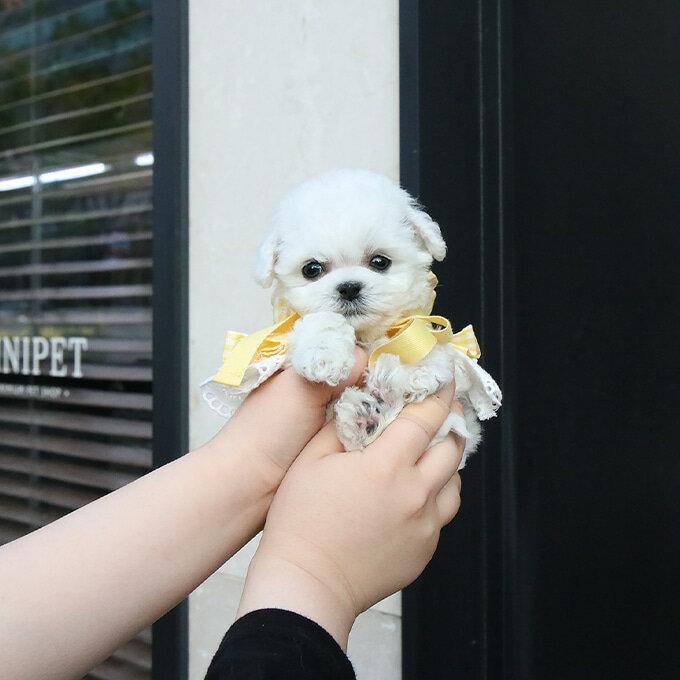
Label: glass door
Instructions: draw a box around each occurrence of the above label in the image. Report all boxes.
[0,1,154,677]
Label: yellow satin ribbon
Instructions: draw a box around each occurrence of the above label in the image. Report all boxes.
[212,274,481,388]
[213,314,299,387]
[369,315,480,366]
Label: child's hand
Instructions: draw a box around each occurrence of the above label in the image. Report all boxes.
[237,382,465,647]
[203,347,368,492]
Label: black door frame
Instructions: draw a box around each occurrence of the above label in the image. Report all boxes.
[402,1,680,677]
[400,2,521,678]
[151,1,189,678]
[150,2,516,676]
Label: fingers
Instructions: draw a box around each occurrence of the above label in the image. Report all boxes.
[416,424,465,492]
[436,473,462,525]
[238,347,366,456]
[272,346,368,407]
[299,419,347,461]
[448,399,467,453]
[371,381,456,465]
[317,347,369,404]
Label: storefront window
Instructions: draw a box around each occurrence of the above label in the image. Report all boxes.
[0,1,153,676]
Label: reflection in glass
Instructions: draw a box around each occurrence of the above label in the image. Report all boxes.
[0,1,153,677]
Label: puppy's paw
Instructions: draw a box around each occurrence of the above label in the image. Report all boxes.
[404,368,449,403]
[403,345,456,403]
[335,388,382,450]
[289,312,356,386]
[335,388,402,450]
[365,353,406,404]
[293,348,355,385]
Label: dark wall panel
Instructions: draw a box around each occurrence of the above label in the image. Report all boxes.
[512,2,680,678]
[402,1,680,678]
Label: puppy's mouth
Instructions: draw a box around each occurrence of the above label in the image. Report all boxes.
[337,299,368,318]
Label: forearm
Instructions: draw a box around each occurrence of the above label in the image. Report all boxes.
[0,436,275,680]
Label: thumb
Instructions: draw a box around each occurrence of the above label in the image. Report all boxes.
[299,419,346,461]
[369,380,456,465]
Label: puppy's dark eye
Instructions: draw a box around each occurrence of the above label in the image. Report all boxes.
[301,260,325,280]
[369,255,391,272]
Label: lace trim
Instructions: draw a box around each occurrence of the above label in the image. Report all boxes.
[200,355,286,421]
[455,353,503,421]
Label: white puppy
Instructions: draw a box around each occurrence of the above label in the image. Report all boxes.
[202,169,501,467]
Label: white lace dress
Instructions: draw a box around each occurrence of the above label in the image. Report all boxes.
[201,347,501,424]
[201,354,286,421]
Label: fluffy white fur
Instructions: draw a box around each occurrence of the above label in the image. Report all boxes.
[255,169,487,463]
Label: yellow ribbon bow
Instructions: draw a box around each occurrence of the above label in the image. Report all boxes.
[212,275,481,388]
[369,315,480,366]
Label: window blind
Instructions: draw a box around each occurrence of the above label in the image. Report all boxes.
[0,1,153,677]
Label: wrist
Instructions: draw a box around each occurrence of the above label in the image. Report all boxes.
[190,440,278,537]
[237,551,357,650]
[200,421,287,498]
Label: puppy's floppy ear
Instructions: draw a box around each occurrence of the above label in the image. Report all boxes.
[406,202,447,261]
[253,230,279,288]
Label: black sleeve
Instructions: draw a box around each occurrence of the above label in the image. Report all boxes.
[204,608,356,680]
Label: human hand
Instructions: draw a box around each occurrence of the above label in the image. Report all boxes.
[237,382,465,648]
[201,348,368,493]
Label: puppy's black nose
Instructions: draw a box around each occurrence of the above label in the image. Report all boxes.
[337,281,363,301]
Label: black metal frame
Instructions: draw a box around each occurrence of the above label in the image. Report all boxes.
[151,1,189,678]
[400,2,519,678]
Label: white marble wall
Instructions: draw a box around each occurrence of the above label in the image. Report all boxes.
[188,1,400,678]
